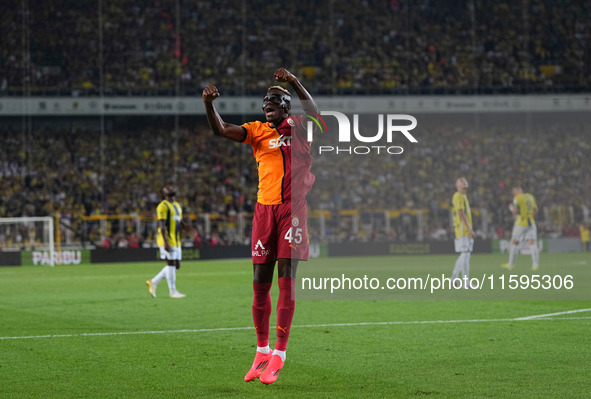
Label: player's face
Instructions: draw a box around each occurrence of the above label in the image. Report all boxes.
[456,178,468,192]
[162,185,176,199]
[262,89,289,124]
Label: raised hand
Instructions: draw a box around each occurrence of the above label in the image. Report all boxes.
[202,85,220,103]
[274,67,296,83]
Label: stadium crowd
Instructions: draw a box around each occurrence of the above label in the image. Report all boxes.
[2,0,590,246]
[2,0,590,95]
[309,115,591,241]
[0,123,257,246]
[1,115,589,245]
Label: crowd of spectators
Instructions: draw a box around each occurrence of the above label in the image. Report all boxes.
[2,0,590,95]
[308,114,591,240]
[1,113,589,245]
[1,0,590,246]
[0,121,257,246]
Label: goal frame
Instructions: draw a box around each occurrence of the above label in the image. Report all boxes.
[0,216,55,266]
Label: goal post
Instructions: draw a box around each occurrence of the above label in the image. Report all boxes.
[0,216,55,266]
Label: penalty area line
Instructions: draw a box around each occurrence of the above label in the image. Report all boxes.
[1,314,590,340]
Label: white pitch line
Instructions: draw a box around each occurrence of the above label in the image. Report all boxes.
[2,313,591,340]
[0,327,253,340]
[513,307,591,321]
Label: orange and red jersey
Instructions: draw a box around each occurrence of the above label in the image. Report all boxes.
[241,115,315,205]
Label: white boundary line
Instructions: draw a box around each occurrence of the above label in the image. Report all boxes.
[2,309,591,340]
[513,307,591,320]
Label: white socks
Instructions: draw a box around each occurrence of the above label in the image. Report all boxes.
[152,266,167,285]
[452,255,463,280]
[452,252,470,287]
[462,252,471,284]
[273,349,286,362]
[257,346,286,361]
[508,241,540,268]
[530,242,539,268]
[508,243,517,266]
[165,266,177,293]
[152,265,177,294]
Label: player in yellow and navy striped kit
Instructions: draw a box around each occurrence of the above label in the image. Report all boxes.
[502,187,539,271]
[451,177,476,288]
[146,185,195,298]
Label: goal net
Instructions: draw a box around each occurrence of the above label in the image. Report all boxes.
[0,217,55,266]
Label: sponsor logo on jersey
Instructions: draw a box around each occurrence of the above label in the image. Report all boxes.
[268,135,292,149]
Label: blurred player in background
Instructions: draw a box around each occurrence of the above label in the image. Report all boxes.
[451,177,475,288]
[203,67,316,385]
[146,185,196,298]
[580,224,590,252]
[502,187,539,271]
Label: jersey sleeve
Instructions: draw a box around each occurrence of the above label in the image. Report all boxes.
[452,193,465,211]
[241,121,260,146]
[156,202,168,220]
[531,195,538,210]
[513,195,523,212]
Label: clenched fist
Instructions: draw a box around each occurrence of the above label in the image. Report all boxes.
[274,68,297,83]
[202,85,220,103]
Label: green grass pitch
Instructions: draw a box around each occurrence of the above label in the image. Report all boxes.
[1,253,590,398]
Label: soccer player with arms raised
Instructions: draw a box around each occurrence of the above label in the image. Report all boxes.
[203,68,317,384]
[502,187,539,271]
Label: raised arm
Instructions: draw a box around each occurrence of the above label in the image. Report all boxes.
[274,68,318,114]
[202,85,247,142]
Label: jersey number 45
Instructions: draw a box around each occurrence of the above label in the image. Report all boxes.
[284,227,303,244]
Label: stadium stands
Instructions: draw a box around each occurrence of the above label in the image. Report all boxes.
[1,117,589,245]
[1,0,590,95]
[2,0,590,246]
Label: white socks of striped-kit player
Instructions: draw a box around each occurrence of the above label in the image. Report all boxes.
[509,242,539,268]
[452,252,471,288]
[152,265,176,294]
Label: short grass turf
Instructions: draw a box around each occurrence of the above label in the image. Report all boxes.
[1,252,590,398]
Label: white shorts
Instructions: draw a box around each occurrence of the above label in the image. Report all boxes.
[159,246,182,260]
[454,236,474,253]
[511,225,537,242]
